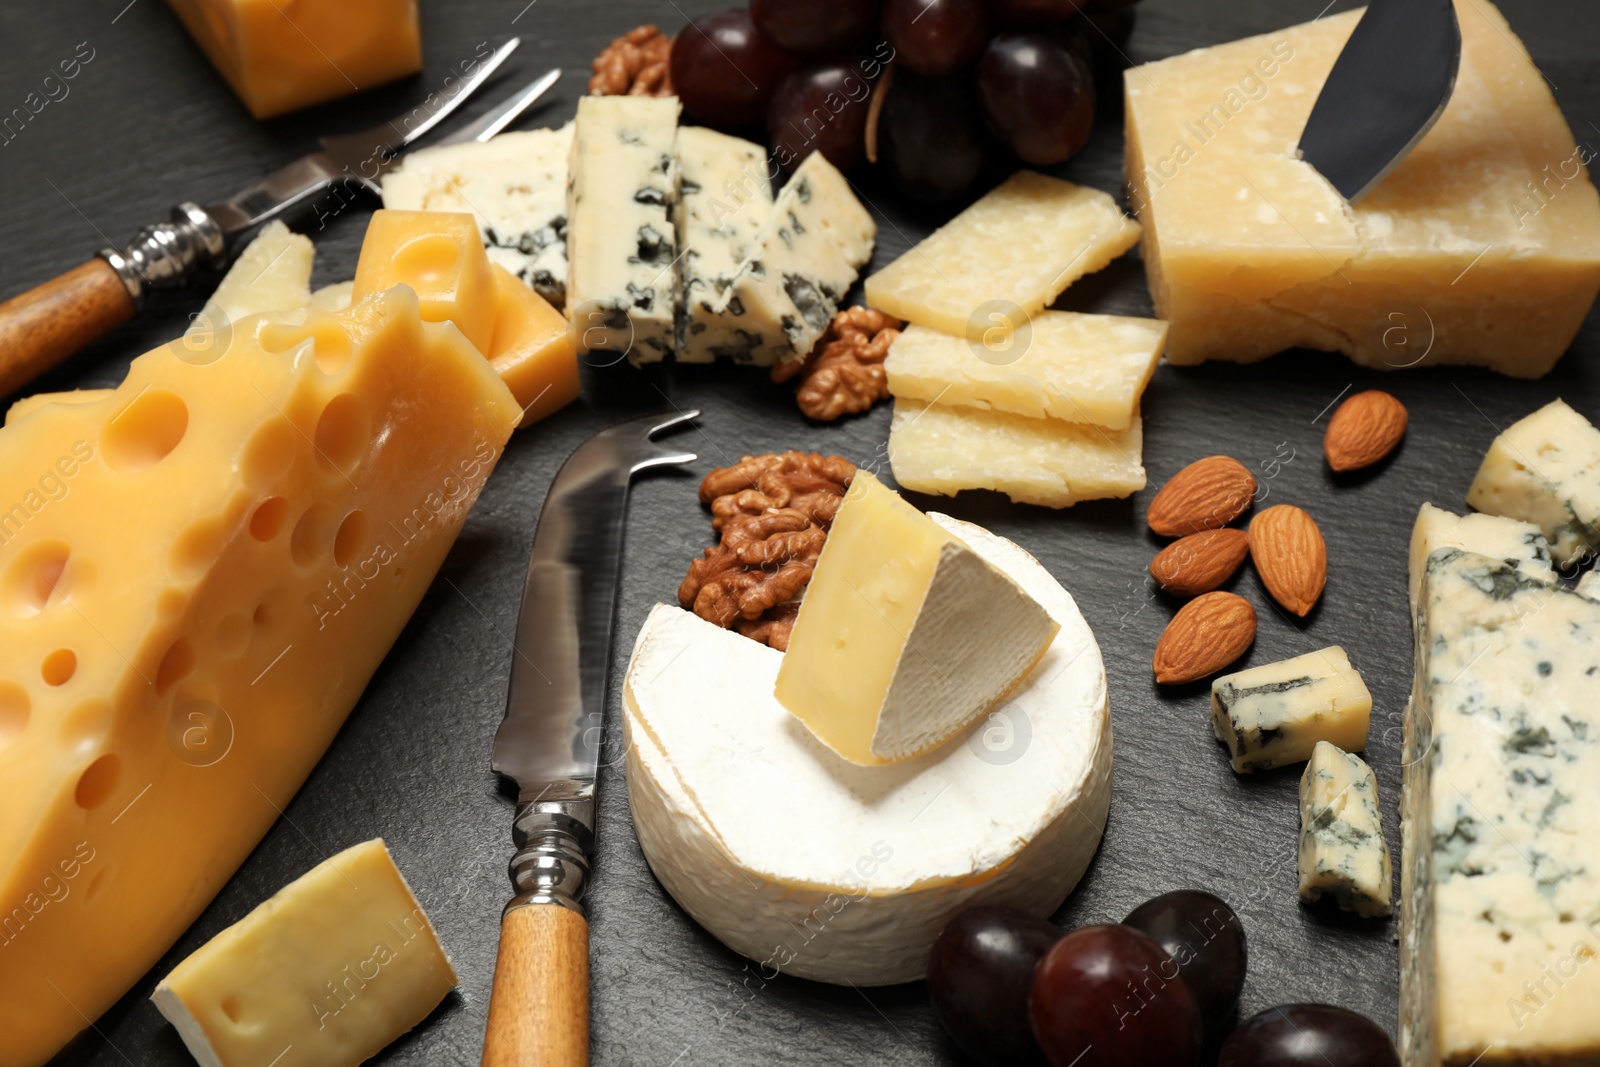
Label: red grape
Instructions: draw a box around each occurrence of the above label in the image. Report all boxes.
[927,907,1057,1067]
[670,8,798,127]
[989,0,1088,28]
[977,33,1095,164]
[1123,891,1248,1044]
[883,0,988,75]
[876,69,990,205]
[1220,1005,1400,1066]
[750,0,883,56]
[768,63,875,174]
[1029,925,1203,1067]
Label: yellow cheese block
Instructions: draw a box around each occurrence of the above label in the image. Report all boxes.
[153,840,456,1067]
[774,472,1058,765]
[353,210,498,356]
[165,0,423,119]
[884,314,1166,431]
[1124,0,1600,376]
[484,263,580,428]
[889,399,1145,508]
[0,288,518,1067]
[864,172,1141,337]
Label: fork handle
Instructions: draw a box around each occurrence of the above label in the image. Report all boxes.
[0,258,134,396]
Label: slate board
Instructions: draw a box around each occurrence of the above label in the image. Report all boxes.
[2,0,1597,1063]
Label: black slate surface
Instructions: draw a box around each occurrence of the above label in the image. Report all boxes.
[2,0,1597,1064]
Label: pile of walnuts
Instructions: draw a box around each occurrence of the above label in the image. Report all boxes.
[773,307,902,421]
[587,26,674,97]
[678,451,856,650]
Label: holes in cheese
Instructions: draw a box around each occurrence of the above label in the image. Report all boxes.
[41,648,77,687]
[4,538,70,616]
[774,471,1059,765]
[155,638,197,696]
[102,389,188,473]
[247,497,288,542]
[353,211,499,355]
[312,392,371,476]
[73,753,119,810]
[333,510,367,568]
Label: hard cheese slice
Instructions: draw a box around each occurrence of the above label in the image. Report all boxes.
[0,288,518,1067]
[1403,549,1600,1065]
[624,514,1110,985]
[864,171,1140,337]
[884,313,1166,430]
[774,471,1058,765]
[1210,646,1372,773]
[484,263,580,427]
[1124,0,1600,375]
[152,840,456,1067]
[197,220,313,329]
[1466,399,1600,566]
[1298,741,1392,918]
[1408,502,1553,614]
[889,399,1145,508]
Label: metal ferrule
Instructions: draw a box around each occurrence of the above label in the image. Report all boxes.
[505,796,595,917]
[98,202,226,308]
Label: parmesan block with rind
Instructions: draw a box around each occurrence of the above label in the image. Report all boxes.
[1466,399,1600,566]
[624,514,1111,985]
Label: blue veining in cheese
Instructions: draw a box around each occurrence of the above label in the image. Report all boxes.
[674,126,773,364]
[1298,741,1392,918]
[1467,399,1600,567]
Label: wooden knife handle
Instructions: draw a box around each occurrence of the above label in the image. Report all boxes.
[482,904,590,1067]
[0,259,134,397]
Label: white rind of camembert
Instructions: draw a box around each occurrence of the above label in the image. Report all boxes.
[623,515,1111,985]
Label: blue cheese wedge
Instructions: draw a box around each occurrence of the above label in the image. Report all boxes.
[1402,548,1600,1066]
[1210,647,1372,773]
[712,151,876,366]
[566,95,681,364]
[381,125,572,307]
[674,126,774,363]
[1298,741,1393,918]
[1466,399,1600,566]
[1408,503,1554,614]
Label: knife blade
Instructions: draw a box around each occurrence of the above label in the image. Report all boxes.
[1297,0,1461,203]
[482,411,698,1067]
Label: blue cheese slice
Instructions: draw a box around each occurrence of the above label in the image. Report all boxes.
[1210,646,1371,773]
[1408,503,1554,614]
[1402,548,1600,1066]
[381,125,572,307]
[674,126,774,364]
[566,95,681,364]
[712,151,876,367]
[1466,399,1600,566]
[1298,741,1393,918]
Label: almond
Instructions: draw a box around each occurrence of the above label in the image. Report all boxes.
[1249,505,1327,616]
[1147,456,1257,537]
[1153,592,1257,685]
[1149,528,1251,598]
[1324,390,1408,472]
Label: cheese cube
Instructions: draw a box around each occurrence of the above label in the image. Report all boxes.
[1124,1,1600,376]
[152,840,456,1067]
[864,172,1140,337]
[1298,742,1392,918]
[1403,549,1600,1065]
[566,95,682,365]
[1466,399,1600,566]
[1210,646,1371,773]
[0,288,518,1066]
[381,125,575,308]
[1408,503,1554,613]
[774,472,1058,765]
[712,151,877,366]
[352,210,499,355]
[484,264,580,427]
[674,126,775,363]
[888,399,1145,508]
[884,313,1166,431]
[165,0,422,119]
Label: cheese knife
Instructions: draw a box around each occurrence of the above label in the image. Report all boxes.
[1297,0,1461,202]
[0,41,561,398]
[482,411,699,1067]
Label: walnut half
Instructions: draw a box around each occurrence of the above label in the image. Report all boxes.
[773,307,903,422]
[588,26,675,97]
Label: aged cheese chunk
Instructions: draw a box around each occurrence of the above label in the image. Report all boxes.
[674,126,774,363]
[1210,646,1371,773]
[864,172,1140,337]
[352,210,499,354]
[484,264,580,427]
[165,0,422,119]
[712,151,877,366]
[1466,399,1600,566]
[1298,741,1393,918]
[1579,571,1600,601]
[1124,1,1600,376]
[381,125,574,308]
[1402,549,1600,1065]
[197,221,313,330]
[566,95,682,365]
[774,472,1058,765]
[884,313,1166,430]
[0,288,518,1067]
[888,399,1145,508]
[1408,502,1553,613]
[624,514,1111,985]
[152,840,456,1067]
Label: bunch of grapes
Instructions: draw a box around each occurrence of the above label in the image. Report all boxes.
[668,0,1141,206]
